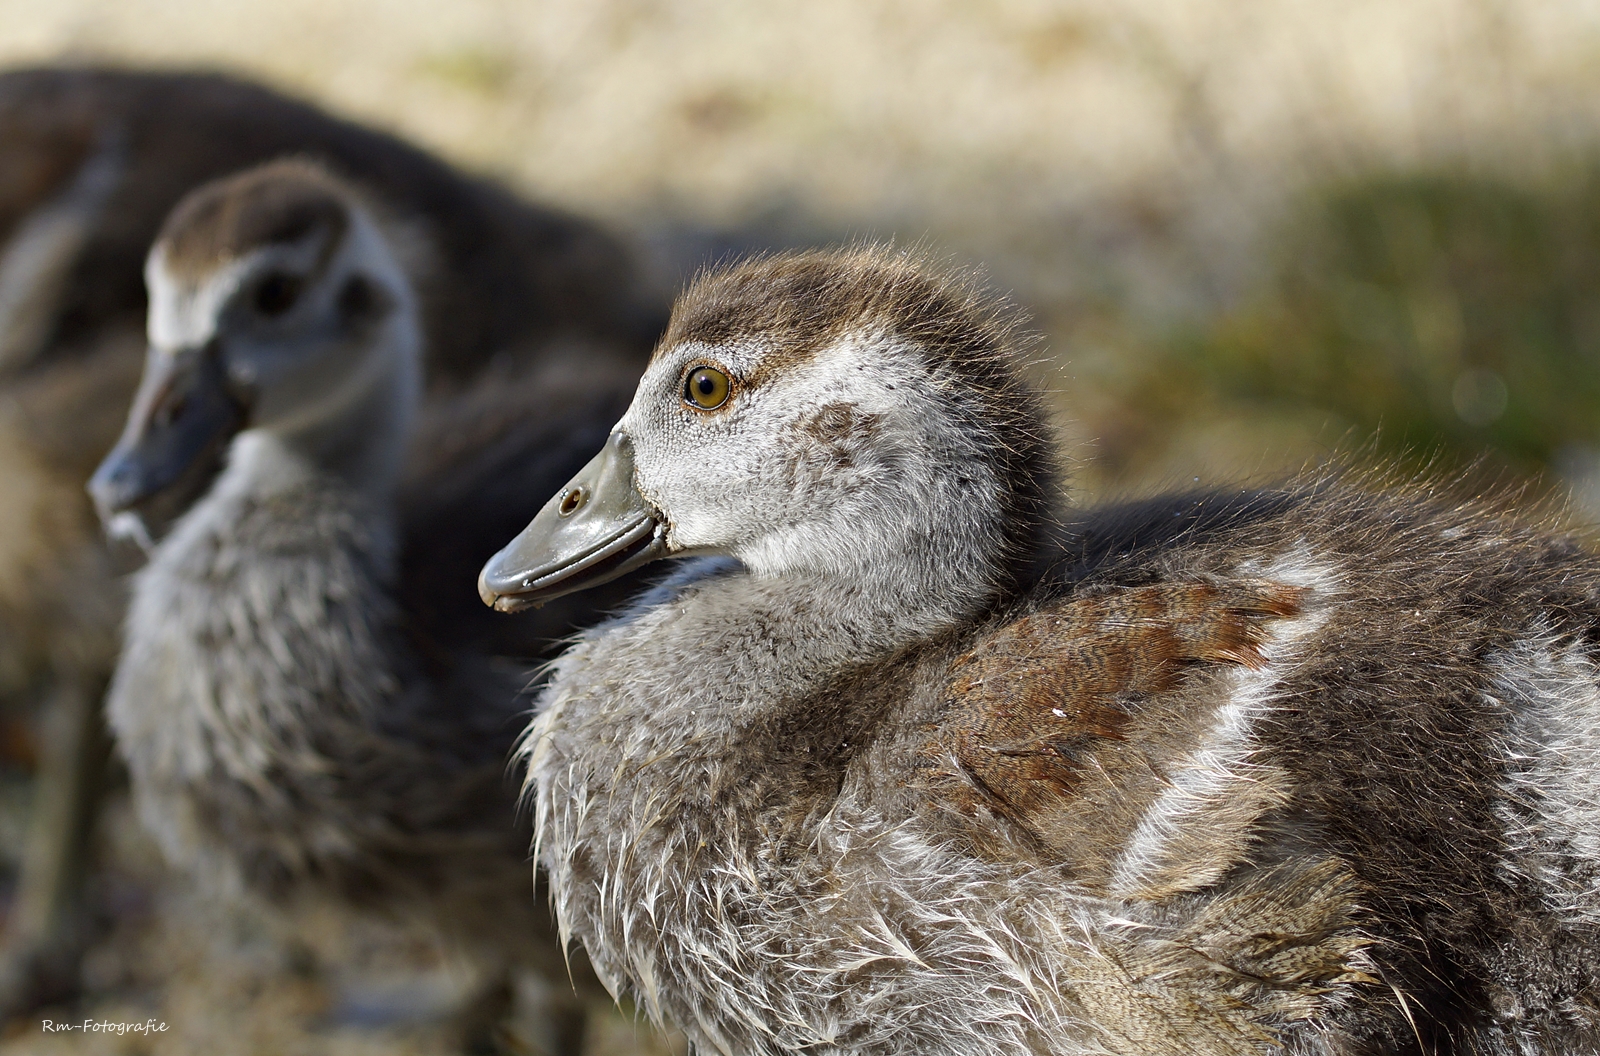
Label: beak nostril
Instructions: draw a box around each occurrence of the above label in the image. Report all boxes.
[558,487,588,518]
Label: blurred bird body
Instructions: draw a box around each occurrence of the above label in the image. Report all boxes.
[0,63,661,1022]
[94,160,656,1052]
[491,248,1600,1055]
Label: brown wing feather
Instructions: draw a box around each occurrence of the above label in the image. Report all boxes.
[918,580,1306,870]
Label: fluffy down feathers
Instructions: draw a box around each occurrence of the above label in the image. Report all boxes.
[518,248,1600,1055]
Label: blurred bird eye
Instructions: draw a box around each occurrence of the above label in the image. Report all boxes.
[683,366,730,410]
[338,275,378,320]
[253,272,302,317]
[154,392,188,429]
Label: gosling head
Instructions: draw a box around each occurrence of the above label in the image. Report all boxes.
[479,247,1057,616]
[88,158,419,542]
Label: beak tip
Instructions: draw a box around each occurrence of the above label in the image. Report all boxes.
[476,568,503,609]
[478,430,664,616]
[86,460,127,521]
[478,564,544,612]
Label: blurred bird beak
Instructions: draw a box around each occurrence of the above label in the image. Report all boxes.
[478,430,668,612]
[87,341,248,537]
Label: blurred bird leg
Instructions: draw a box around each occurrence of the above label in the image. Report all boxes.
[0,676,112,1018]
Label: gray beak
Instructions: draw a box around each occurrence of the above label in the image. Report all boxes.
[478,431,669,612]
[87,341,248,537]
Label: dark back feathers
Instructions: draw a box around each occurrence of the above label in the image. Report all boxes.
[0,66,663,384]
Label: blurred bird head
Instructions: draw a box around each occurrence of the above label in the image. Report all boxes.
[89,158,420,546]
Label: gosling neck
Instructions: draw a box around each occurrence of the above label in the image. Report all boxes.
[747,525,1010,655]
[252,308,421,503]
[727,445,1059,652]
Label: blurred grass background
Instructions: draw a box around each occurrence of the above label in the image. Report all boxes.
[2,0,1597,503]
[4,1,1600,1052]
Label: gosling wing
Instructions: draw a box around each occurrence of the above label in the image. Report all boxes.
[918,579,1307,889]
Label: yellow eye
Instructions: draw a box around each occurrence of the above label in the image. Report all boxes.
[683,365,731,410]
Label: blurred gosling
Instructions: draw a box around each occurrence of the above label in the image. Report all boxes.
[92,160,650,1055]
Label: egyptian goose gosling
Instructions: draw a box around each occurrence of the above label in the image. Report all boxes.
[89,160,650,1054]
[0,64,660,1019]
[479,247,1600,1055]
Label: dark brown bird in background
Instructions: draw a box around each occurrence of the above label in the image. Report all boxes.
[0,65,662,1026]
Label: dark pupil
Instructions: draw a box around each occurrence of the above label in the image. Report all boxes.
[339,276,374,319]
[254,273,300,316]
[695,374,716,396]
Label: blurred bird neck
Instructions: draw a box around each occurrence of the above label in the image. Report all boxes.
[261,319,422,501]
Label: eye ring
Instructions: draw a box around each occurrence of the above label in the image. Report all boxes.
[682,364,731,411]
